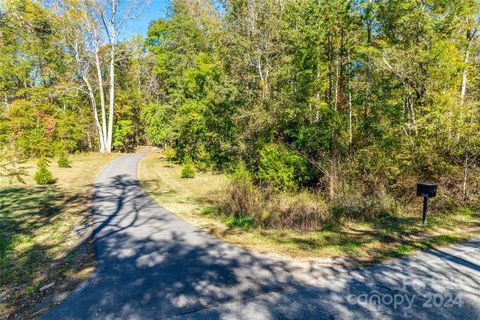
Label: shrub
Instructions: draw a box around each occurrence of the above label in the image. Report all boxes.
[112,119,134,152]
[34,159,54,185]
[57,152,71,168]
[220,176,408,231]
[257,144,310,192]
[195,160,208,172]
[273,193,331,230]
[164,147,176,160]
[181,157,196,178]
[220,180,331,231]
[232,161,252,183]
[330,184,400,222]
[222,179,261,219]
[195,145,210,171]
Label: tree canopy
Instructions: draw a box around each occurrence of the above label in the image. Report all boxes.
[1,0,480,206]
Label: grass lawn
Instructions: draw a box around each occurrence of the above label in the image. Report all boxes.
[139,151,480,265]
[0,153,119,319]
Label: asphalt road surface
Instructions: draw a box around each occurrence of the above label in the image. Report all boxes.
[43,153,480,320]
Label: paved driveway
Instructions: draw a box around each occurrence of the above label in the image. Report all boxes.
[44,153,480,319]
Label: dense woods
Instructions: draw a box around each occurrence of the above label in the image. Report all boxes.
[2,0,480,224]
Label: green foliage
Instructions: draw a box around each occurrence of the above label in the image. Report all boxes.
[257,145,309,192]
[141,104,174,147]
[139,0,480,211]
[34,159,54,185]
[57,152,71,168]
[2,0,480,215]
[144,7,237,168]
[0,1,90,156]
[113,120,134,152]
[223,216,257,229]
[181,156,196,179]
[232,161,252,183]
[163,147,176,160]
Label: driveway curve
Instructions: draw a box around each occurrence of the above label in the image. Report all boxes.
[44,153,480,319]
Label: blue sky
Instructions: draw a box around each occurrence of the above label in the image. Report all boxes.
[120,0,170,40]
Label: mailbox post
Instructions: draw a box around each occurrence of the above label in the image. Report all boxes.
[416,183,438,226]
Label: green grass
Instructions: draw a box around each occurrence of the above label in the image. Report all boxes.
[138,152,228,218]
[0,153,119,319]
[138,151,480,265]
[223,216,257,229]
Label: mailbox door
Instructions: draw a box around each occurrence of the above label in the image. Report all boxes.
[417,183,438,197]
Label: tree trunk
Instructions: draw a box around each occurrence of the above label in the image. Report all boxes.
[94,49,108,149]
[364,7,373,119]
[334,60,339,111]
[106,44,115,152]
[460,49,469,105]
[462,154,469,202]
[86,131,92,151]
[347,50,353,149]
[349,91,352,146]
[83,76,106,152]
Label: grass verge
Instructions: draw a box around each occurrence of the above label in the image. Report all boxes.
[0,153,119,319]
[138,152,480,265]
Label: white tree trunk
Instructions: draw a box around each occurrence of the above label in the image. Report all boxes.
[83,76,106,152]
[460,49,469,105]
[102,0,118,153]
[71,40,106,152]
[106,44,115,152]
[94,50,108,149]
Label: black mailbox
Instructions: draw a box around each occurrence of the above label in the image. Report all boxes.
[417,182,438,226]
[417,183,438,198]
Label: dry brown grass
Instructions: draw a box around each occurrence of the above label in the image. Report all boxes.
[220,181,331,230]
